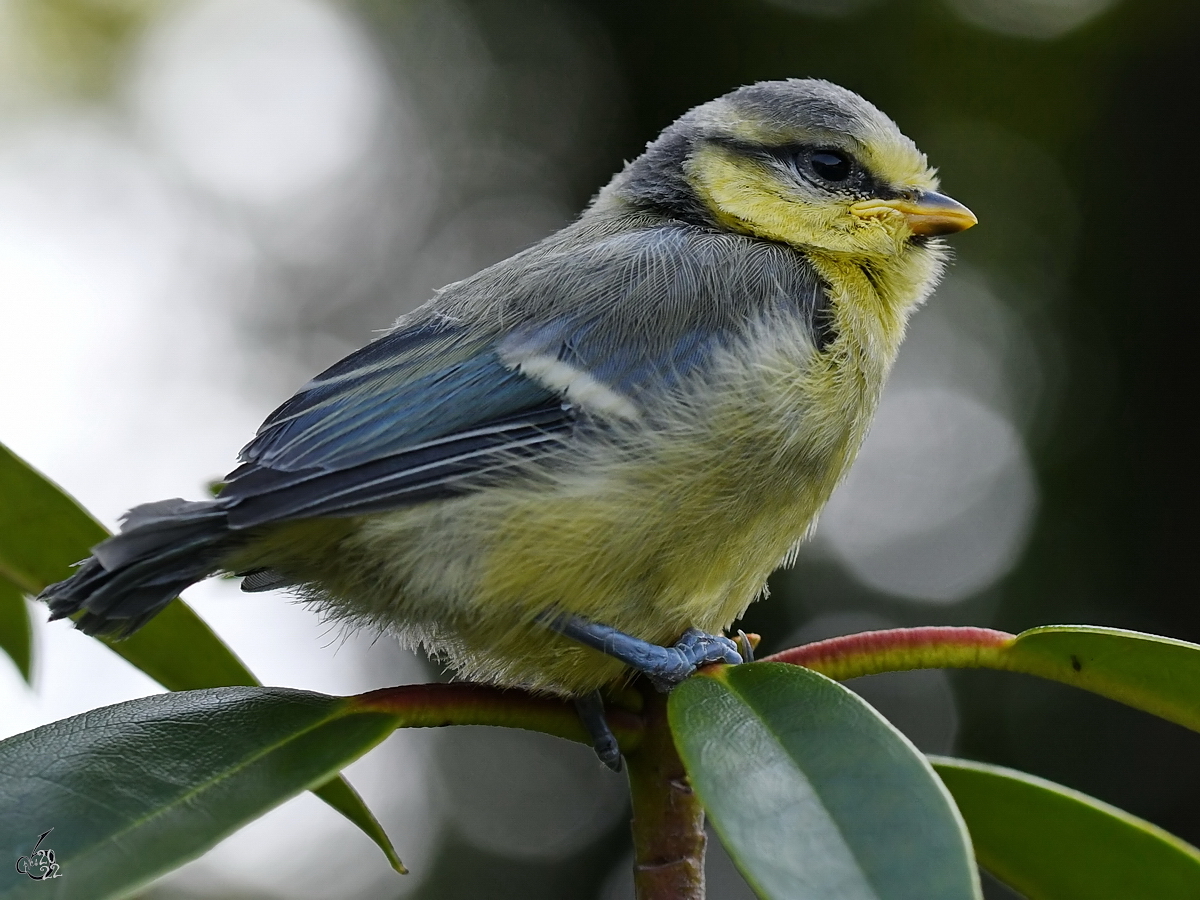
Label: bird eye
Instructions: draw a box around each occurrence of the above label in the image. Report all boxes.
[810,150,852,182]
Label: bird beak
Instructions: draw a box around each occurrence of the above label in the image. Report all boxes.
[851,191,978,236]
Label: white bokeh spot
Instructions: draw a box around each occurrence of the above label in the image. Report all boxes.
[132,0,387,205]
[944,0,1119,40]
[819,386,1037,603]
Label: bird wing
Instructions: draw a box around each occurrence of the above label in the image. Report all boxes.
[221,323,568,527]
[219,220,829,529]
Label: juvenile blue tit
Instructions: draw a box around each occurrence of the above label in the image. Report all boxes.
[42,79,974,707]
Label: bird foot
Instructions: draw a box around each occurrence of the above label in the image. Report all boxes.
[646,627,744,692]
[540,613,744,691]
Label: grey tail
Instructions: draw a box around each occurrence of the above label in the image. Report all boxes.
[39,498,235,637]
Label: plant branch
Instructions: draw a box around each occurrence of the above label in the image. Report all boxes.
[625,685,707,900]
[352,682,645,749]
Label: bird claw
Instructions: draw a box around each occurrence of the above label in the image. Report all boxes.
[736,629,755,663]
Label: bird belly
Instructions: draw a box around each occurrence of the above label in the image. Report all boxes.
[323,457,828,694]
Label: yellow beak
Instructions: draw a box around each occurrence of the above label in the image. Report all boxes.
[851,191,978,237]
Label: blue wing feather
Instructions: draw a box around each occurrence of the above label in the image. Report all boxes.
[221,323,569,526]
[241,326,539,471]
[224,399,572,527]
[249,352,551,471]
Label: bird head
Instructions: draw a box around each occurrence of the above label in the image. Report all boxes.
[602,79,975,258]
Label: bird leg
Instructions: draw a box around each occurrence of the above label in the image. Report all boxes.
[541,613,743,692]
[574,690,622,772]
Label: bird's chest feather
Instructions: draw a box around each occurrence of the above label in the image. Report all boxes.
[677,251,924,515]
[472,276,896,633]
[644,248,939,603]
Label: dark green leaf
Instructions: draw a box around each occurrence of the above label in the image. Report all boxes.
[1003,626,1200,733]
[670,662,980,900]
[932,756,1200,899]
[0,687,401,899]
[0,440,401,871]
[0,580,32,683]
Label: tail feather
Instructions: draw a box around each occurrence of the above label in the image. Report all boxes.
[40,498,234,637]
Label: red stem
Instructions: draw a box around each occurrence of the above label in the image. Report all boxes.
[352,682,644,748]
[355,680,702,896]
[764,625,1015,680]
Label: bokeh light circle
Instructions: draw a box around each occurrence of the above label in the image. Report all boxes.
[132,0,387,206]
[944,0,1119,40]
[819,386,1037,602]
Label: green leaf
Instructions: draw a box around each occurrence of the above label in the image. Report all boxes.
[932,756,1200,899]
[0,440,402,871]
[104,601,258,690]
[306,770,406,874]
[669,662,981,900]
[1002,626,1200,733]
[766,625,1200,737]
[0,442,108,596]
[0,687,401,899]
[0,580,31,684]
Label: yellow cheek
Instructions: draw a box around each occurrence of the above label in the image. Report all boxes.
[687,148,908,256]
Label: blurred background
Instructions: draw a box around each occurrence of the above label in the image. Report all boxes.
[1,0,1198,896]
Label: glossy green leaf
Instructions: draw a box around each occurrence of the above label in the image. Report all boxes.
[670,662,981,900]
[0,440,402,871]
[0,580,32,683]
[1001,626,1200,733]
[932,756,1200,899]
[0,687,401,899]
[101,600,258,689]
